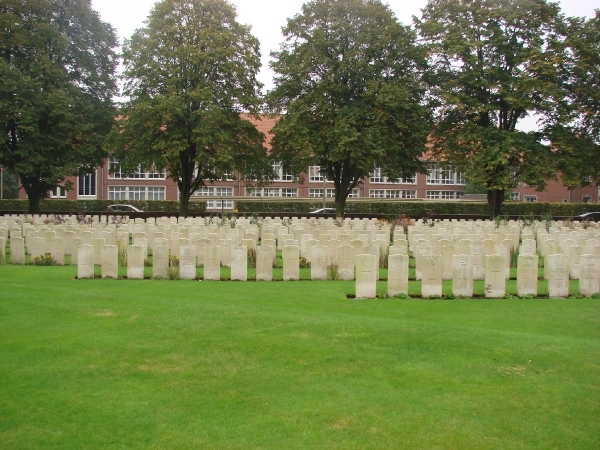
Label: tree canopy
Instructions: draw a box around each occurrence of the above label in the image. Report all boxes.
[416,0,573,217]
[268,0,432,216]
[108,0,271,217]
[0,0,118,213]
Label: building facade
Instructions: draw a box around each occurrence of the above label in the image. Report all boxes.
[22,116,600,208]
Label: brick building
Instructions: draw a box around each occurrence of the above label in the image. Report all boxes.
[21,115,600,208]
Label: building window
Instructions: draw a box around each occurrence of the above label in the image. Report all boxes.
[309,166,325,182]
[348,189,360,198]
[108,158,166,179]
[510,192,520,201]
[369,167,416,184]
[369,189,415,199]
[427,164,465,186]
[369,168,385,183]
[195,186,233,197]
[426,190,462,199]
[582,195,592,203]
[78,172,96,197]
[49,186,67,198]
[207,199,234,210]
[271,162,294,182]
[244,187,297,197]
[402,175,417,184]
[524,195,537,202]
[108,186,165,200]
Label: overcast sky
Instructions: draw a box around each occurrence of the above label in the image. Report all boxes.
[90,0,599,130]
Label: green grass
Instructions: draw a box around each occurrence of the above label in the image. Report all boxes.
[0,265,599,449]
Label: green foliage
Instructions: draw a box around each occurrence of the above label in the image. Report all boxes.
[0,0,118,213]
[416,0,572,217]
[108,0,271,217]
[268,0,431,216]
[0,199,206,213]
[0,170,19,199]
[32,253,56,266]
[236,200,599,217]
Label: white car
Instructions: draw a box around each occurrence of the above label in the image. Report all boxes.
[310,208,336,215]
[107,204,143,212]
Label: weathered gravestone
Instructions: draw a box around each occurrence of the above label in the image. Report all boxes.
[152,245,169,279]
[10,237,25,264]
[127,245,145,279]
[517,254,538,297]
[51,237,65,265]
[179,245,197,280]
[282,245,300,281]
[452,254,473,298]
[231,245,248,281]
[485,254,505,298]
[203,245,221,281]
[547,253,569,298]
[387,254,408,297]
[102,245,118,279]
[422,254,442,298]
[355,254,377,298]
[256,246,272,281]
[579,254,599,296]
[311,245,327,281]
[77,244,94,279]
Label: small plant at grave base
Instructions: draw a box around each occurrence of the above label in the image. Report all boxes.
[444,293,456,300]
[392,293,410,299]
[540,212,553,233]
[421,209,439,227]
[117,242,127,266]
[590,292,600,299]
[510,246,519,268]
[144,258,152,267]
[493,214,509,229]
[519,294,536,299]
[111,215,128,227]
[76,212,94,225]
[562,217,574,230]
[393,214,414,235]
[299,257,311,268]
[43,214,67,225]
[327,262,340,280]
[520,212,536,228]
[166,255,180,280]
[247,248,256,268]
[503,294,517,299]
[32,253,57,266]
[379,252,388,269]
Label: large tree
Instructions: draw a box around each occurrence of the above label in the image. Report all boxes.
[0,0,118,213]
[109,0,271,217]
[268,0,432,216]
[416,0,572,217]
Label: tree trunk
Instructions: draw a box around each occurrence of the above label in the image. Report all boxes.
[179,189,190,218]
[487,189,504,218]
[28,195,41,215]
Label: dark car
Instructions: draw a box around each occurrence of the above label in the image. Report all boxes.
[310,208,336,216]
[107,204,143,213]
[575,212,600,222]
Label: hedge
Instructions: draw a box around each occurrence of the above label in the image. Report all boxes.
[235,200,599,217]
[0,199,206,213]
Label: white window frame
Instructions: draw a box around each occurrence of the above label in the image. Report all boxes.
[271,162,294,182]
[510,192,520,201]
[207,199,234,210]
[108,186,166,201]
[309,166,326,183]
[49,186,67,198]
[195,186,233,197]
[524,195,537,203]
[582,195,592,204]
[108,158,166,180]
[78,171,96,197]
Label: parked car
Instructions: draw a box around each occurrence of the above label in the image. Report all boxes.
[107,204,143,213]
[310,208,336,215]
[575,211,600,222]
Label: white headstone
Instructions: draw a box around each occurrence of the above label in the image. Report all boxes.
[337,245,355,281]
[579,254,599,296]
[452,254,473,297]
[517,254,538,297]
[102,245,118,279]
[10,237,25,264]
[77,244,94,279]
[255,246,272,281]
[203,245,221,280]
[311,245,327,280]
[231,245,248,281]
[179,245,197,280]
[355,253,377,298]
[153,245,169,279]
[127,245,145,279]
[282,245,300,281]
[422,254,442,298]
[388,254,409,297]
[547,253,569,298]
[485,254,506,298]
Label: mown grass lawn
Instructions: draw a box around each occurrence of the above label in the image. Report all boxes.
[0,265,599,449]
